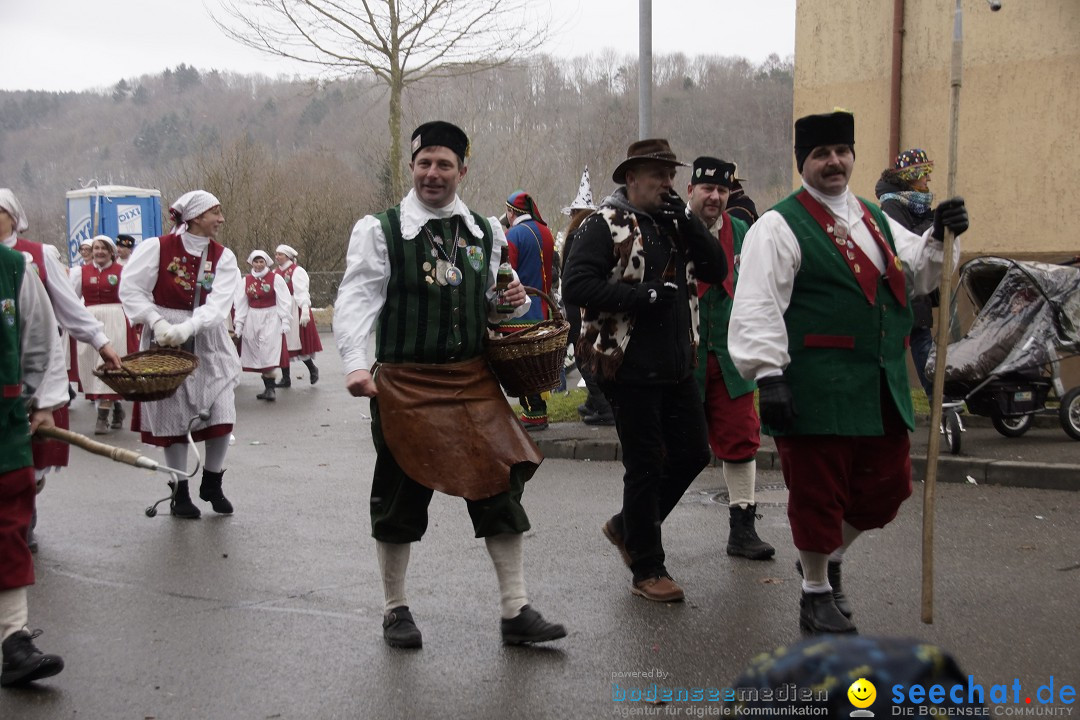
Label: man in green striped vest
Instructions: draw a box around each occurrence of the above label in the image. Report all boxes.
[728,110,970,635]
[0,244,65,687]
[335,121,566,649]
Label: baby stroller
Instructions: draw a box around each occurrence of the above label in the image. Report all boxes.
[926,256,1080,454]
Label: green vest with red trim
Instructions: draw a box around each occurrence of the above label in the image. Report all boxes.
[770,190,915,437]
[695,213,755,399]
[1,245,31,474]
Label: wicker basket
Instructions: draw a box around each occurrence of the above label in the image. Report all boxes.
[486,287,570,397]
[93,349,200,402]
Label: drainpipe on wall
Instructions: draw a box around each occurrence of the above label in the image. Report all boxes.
[890,0,905,160]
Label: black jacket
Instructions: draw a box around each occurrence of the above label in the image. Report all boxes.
[562,189,726,385]
[875,176,936,328]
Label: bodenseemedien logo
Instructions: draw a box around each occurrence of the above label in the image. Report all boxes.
[849,677,877,717]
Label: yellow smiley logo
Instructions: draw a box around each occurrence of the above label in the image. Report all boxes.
[848,677,877,709]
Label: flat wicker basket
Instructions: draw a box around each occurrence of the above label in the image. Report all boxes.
[93,349,199,402]
[486,287,570,397]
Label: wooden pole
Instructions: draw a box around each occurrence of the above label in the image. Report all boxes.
[921,0,965,625]
[36,426,159,470]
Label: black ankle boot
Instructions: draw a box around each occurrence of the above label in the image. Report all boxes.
[199,469,234,515]
[170,480,201,519]
[304,358,319,385]
[1,629,64,687]
[256,376,276,401]
[275,368,292,388]
[795,559,852,618]
[799,591,857,635]
[726,504,776,560]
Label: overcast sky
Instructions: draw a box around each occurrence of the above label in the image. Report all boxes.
[3,0,795,92]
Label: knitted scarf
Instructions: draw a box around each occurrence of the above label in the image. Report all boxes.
[577,205,700,380]
[879,189,934,217]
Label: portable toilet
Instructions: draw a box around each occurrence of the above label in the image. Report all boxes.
[65,185,162,265]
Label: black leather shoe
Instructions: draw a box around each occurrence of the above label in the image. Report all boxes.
[501,605,567,645]
[582,411,615,426]
[799,591,857,635]
[795,559,852,618]
[1,630,64,687]
[383,606,422,649]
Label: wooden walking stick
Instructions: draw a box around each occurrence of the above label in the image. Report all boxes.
[36,426,177,472]
[921,0,967,624]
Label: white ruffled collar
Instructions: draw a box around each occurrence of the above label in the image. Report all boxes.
[399,189,483,241]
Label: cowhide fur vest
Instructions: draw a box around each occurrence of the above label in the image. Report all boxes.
[577,206,700,381]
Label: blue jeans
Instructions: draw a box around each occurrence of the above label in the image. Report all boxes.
[910,326,934,397]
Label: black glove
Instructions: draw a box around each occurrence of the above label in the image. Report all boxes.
[756,374,797,432]
[932,197,969,240]
[633,279,678,309]
[655,191,688,225]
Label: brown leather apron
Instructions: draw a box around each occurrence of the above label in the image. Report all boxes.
[373,356,543,500]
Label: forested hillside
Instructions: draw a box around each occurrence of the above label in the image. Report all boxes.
[0,52,792,280]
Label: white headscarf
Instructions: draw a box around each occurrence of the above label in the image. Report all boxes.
[275,244,298,260]
[80,238,94,248]
[0,188,29,233]
[169,190,221,234]
[247,249,272,265]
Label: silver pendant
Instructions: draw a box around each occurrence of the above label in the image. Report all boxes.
[445,265,463,286]
[434,259,449,286]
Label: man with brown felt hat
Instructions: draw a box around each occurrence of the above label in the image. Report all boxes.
[728,110,969,635]
[563,138,727,603]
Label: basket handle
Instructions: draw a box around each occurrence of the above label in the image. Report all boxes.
[522,286,563,323]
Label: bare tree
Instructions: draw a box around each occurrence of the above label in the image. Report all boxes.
[212,0,550,201]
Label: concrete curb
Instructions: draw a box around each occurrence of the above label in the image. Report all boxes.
[533,437,1080,492]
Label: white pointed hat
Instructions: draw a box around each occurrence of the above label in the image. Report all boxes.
[561,166,596,216]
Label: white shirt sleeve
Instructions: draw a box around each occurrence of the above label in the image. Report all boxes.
[19,262,58,407]
[886,216,960,297]
[486,220,531,323]
[42,247,108,349]
[291,265,311,309]
[190,248,240,334]
[273,273,293,333]
[69,266,83,299]
[335,215,391,375]
[728,210,801,382]
[233,276,250,330]
[119,237,163,326]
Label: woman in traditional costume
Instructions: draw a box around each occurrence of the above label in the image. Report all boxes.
[234,250,292,402]
[119,191,241,519]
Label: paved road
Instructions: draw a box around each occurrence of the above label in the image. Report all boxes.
[3,343,1078,718]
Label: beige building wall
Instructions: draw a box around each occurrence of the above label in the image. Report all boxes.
[794,0,1080,260]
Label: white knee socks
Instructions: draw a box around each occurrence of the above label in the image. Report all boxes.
[376,541,411,613]
[0,587,28,642]
[723,460,756,509]
[830,521,862,562]
[799,551,830,593]
[485,533,528,619]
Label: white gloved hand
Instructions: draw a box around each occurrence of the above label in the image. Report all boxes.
[152,318,174,345]
[299,305,311,327]
[160,320,195,347]
[281,324,291,337]
[233,323,244,336]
